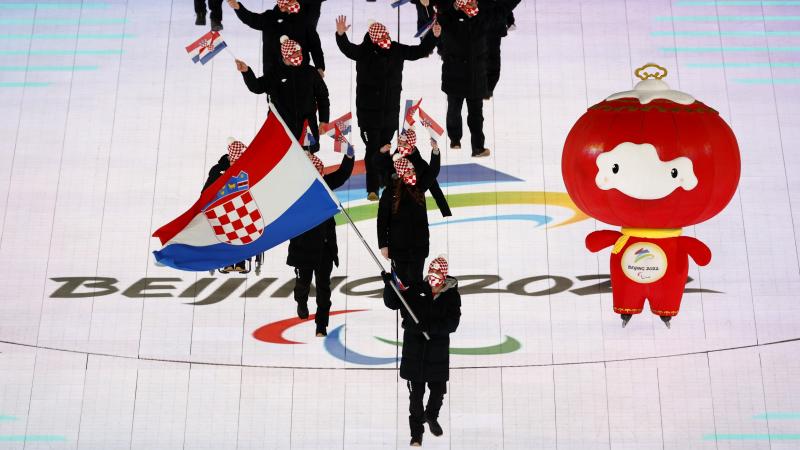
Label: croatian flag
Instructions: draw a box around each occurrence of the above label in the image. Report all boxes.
[402,98,422,132]
[300,119,316,147]
[418,107,444,138]
[186,31,227,65]
[391,269,408,291]
[152,106,341,271]
[320,112,352,152]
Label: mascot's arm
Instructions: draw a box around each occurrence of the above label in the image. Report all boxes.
[585,230,623,253]
[679,236,712,266]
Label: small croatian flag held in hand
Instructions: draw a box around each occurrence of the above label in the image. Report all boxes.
[300,119,317,147]
[186,31,227,65]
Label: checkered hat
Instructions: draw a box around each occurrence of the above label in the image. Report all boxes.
[227,137,247,163]
[455,0,479,17]
[427,254,449,288]
[392,153,417,186]
[368,21,392,49]
[279,35,302,63]
[306,151,324,175]
[277,0,300,13]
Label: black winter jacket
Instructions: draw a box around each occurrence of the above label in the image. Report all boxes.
[202,154,230,192]
[241,64,329,144]
[384,276,461,382]
[336,31,437,130]
[438,0,520,98]
[372,147,451,217]
[286,154,353,269]
[377,152,440,262]
[234,3,325,74]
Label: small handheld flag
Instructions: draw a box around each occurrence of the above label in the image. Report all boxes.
[300,119,317,147]
[402,98,422,132]
[390,0,411,7]
[186,31,227,65]
[415,14,437,38]
[418,107,444,138]
[320,112,353,153]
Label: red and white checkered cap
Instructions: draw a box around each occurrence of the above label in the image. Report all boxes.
[368,21,392,49]
[277,0,300,13]
[393,154,417,186]
[227,138,247,163]
[306,151,324,175]
[427,254,449,288]
[454,0,479,16]
[401,127,417,147]
[280,35,302,61]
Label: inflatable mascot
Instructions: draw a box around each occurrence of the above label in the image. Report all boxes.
[562,63,741,328]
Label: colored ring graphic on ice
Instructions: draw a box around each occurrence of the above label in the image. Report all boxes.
[373,335,522,355]
[252,309,366,344]
[334,191,590,228]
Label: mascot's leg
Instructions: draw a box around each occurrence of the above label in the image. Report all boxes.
[612,273,647,328]
[649,278,686,329]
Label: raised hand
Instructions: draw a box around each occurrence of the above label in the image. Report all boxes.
[235,59,249,72]
[335,15,351,36]
[226,0,239,10]
[430,138,439,152]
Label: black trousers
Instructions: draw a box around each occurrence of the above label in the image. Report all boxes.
[306,1,322,30]
[487,35,503,95]
[293,257,334,327]
[408,380,447,438]
[194,0,222,21]
[359,126,396,193]
[446,95,485,152]
[394,259,426,286]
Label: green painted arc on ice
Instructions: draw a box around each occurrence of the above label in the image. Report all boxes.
[374,335,522,355]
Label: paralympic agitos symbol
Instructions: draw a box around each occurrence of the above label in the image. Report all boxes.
[251,309,524,365]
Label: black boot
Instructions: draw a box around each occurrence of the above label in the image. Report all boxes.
[409,435,422,447]
[211,19,223,31]
[315,325,327,337]
[296,301,309,320]
[660,315,672,329]
[426,415,443,437]
[195,13,206,26]
[620,314,632,328]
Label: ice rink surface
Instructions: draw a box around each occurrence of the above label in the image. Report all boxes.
[1,0,800,448]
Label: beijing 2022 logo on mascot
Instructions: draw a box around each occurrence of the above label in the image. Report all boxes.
[561,63,741,328]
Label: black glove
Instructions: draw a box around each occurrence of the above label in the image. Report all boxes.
[381,270,393,285]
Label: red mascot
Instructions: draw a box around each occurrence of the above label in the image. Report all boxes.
[562,63,740,328]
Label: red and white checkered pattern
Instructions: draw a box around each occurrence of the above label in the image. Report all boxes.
[306,151,324,175]
[427,255,449,288]
[204,191,265,245]
[277,0,300,14]
[368,22,392,49]
[455,0,479,17]
[280,36,303,66]
[227,140,246,163]
[393,155,417,186]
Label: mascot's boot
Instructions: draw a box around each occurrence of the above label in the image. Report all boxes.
[620,314,632,328]
[660,315,672,329]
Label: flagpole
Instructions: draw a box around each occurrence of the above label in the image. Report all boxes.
[338,204,431,341]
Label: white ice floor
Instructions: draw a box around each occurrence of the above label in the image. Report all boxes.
[1,0,800,448]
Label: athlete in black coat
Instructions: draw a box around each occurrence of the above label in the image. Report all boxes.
[377,147,440,284]
[383,257,461,446]
[335,15,440,197]
[228,0,325,75]
[236,55,329,153]
[437,0,520,156]
[289,151,353,336]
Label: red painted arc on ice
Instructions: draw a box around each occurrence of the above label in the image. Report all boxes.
[252,309,366,344]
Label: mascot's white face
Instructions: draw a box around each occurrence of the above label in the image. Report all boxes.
[595,142,698,200]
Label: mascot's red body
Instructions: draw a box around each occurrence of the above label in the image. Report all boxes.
[562,64,740,327]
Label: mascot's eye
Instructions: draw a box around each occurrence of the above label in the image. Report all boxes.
[671,168,678,178]
[611,163,619,174]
